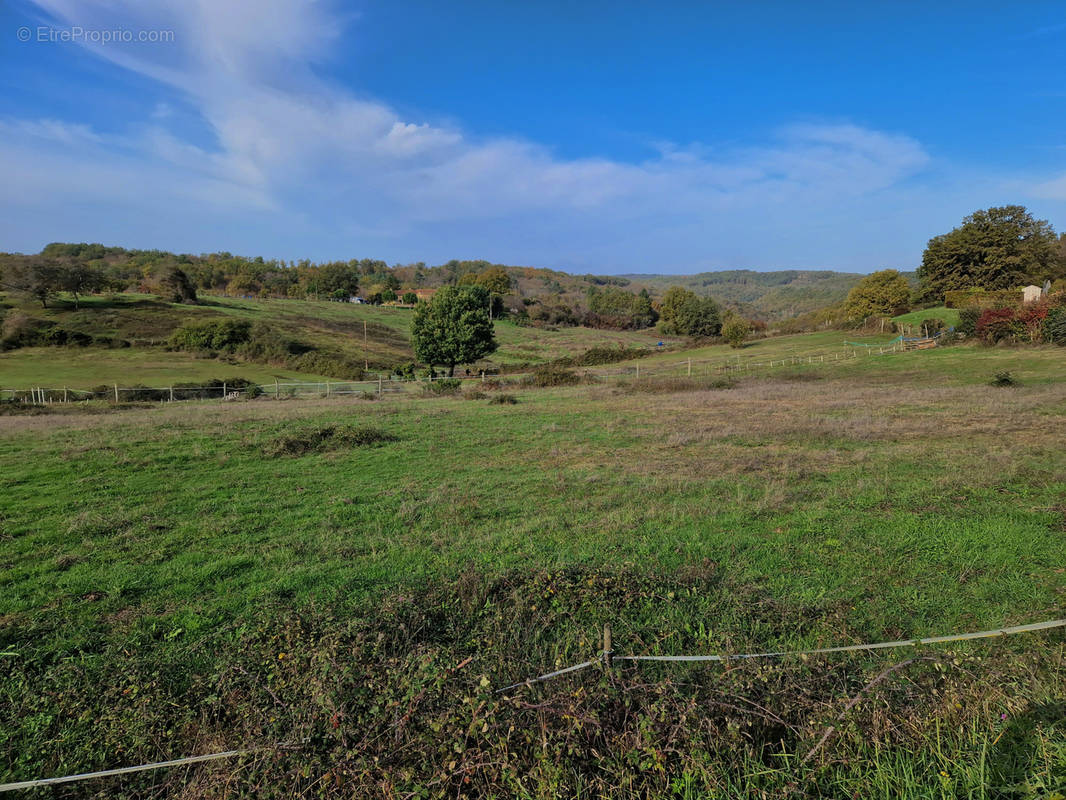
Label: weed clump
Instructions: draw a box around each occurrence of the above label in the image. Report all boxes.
[554,346,650,367]
[264,425,398,457]
[524,365,581,387]
[489,393,518,405]
[421,378,462,396]
[990,371,1018,387]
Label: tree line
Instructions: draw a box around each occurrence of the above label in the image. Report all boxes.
[0,244,738,335]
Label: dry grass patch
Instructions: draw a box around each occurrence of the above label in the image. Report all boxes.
[263,425,398,457]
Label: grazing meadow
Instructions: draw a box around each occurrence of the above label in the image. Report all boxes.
[1,336,1064,797]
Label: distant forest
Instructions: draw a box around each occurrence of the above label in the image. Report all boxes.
[627,269,888,320]
[0,243,868,326]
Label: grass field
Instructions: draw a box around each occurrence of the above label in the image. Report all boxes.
[1,337,1064,797]
[892,305,962,328]
[0,292,683,387]
[0,347,334,387]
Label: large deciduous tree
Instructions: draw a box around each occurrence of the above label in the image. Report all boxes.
[10,258,63,308]
[916,205,1059,302]
[658,286,721,336]
[59,263,105,310]
[157,266,199,304]
[843,269,911,319]
[458,265,512,295]
[411,285,497,376]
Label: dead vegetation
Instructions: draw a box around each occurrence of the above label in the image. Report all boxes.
[263,425,398,457]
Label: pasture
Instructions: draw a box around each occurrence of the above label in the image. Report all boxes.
[0,292,681,388]
[1,338,1064,797]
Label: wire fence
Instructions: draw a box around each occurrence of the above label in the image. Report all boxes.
[496,617,1066,691]
[1,615,1061,794]
[1,340,909,406]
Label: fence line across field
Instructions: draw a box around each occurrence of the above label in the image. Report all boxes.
[1,340,907,404]
[2,617,1061,794]
[496,617,1066,692]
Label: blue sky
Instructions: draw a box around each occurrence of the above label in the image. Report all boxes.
[1,1,1065,273]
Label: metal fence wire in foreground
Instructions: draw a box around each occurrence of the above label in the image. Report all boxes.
[1,616,1062,793]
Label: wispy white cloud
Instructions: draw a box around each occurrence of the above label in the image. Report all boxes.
[7,0,1041,270]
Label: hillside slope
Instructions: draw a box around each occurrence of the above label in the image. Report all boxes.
[3,243,887,322]
[624,269,869,319]
[0,292,678,386]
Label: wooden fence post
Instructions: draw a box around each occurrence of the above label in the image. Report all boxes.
[169,386,174,402]
[326,380,331,398]
[222,382,227,400]
[378,376,383,396]
[114,384,119,403]
[603,623,612,668]
[687,358,691,377]
[275,379,280,400]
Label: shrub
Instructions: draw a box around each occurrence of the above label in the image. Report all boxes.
[463,390,488,400]
[0,312,36,350]
[1016,304,1050,342]
[0,314,95,350]
[422,378,462,396]
[990,371,1017,387]
[156,266,198,304]
[721,317,750,348]
[957,308,980,337]
[121,384,169,402]
[264,425,398,457]
[975,308,1023,344]
[170,320,252,352]
[555,346,648,367]
[171,377,259,400]
[1043,307,1066,345]
[489,394,518,404]
[524,365,580,387]
[237,323,312,359]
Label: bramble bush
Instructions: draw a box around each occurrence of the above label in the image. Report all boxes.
[170,319,252,351]
[554,346,649,367]
[524,365,581,387]
[422,378,462,395]
[1043,307,1066,345]
[976,308,1024,344]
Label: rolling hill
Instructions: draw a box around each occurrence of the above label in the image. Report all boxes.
[624,269,870,319]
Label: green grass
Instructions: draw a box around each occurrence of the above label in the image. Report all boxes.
[0,347,333,387]
[5,346,1063,632]
[1,335,1064,796]
[490,318,682,364]
[892,306,961,328]
[1,292,686,387]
